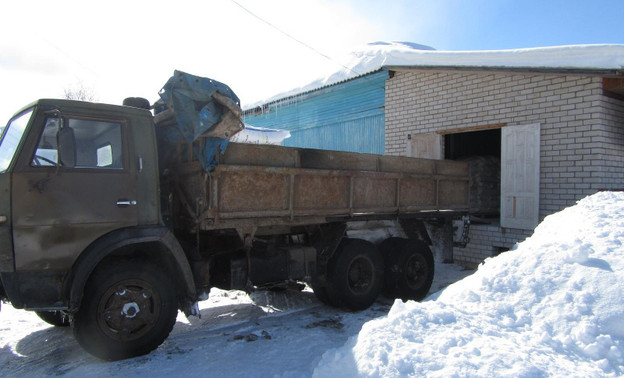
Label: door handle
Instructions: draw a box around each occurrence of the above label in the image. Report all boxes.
[116,200,137,207]
[0,215,7,224]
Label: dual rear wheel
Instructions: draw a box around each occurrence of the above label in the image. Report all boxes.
[316,238,384,311]
[380,237,434,302]
[312,237,434,311]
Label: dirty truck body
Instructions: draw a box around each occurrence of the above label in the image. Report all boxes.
[0,99,469,360]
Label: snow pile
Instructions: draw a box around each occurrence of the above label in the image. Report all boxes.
[314,192,624,377]
[245,42,624,109]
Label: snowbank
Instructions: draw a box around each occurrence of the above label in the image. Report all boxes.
[245,42,624,109]
[314,192,624,377]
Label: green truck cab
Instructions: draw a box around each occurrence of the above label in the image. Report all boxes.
[0,100,196,360]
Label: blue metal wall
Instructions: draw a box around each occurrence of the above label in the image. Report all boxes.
[243,71,387,155]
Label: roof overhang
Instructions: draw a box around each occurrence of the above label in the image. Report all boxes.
[383,65,624,77]
[603,77,624,99]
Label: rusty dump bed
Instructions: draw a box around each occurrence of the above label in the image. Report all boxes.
[169,143,470,232]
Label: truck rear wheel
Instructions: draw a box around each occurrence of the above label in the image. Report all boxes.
[36,310,70,327]
[325,238,384,311]
[310,280,336,306]
[73,260,178,361]
[381,237,434,301]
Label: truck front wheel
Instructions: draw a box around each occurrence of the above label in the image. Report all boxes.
[325,238,384,311]
[73,260,178,360]
[310,280,336,306]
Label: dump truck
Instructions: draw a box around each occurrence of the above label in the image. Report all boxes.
[0,71,469,360]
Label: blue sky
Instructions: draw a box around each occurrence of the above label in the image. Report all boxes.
[348,0,624,50]
[1,0,623,123]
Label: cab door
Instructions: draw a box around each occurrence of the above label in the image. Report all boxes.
[11,112,138,273]
[0,108,34,274]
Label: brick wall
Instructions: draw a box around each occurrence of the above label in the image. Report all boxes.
[452,224,533,268]
[598,96,624,189]
[385,70,624,267]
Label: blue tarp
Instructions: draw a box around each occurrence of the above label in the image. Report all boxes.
[155,70,242,170]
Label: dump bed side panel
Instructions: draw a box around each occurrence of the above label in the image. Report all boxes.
[169,143,469,231]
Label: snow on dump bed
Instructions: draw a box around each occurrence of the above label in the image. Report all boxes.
[314,192,624,377]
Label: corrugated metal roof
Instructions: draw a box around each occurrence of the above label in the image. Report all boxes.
[244,69,384,112]
[243,71,387,154]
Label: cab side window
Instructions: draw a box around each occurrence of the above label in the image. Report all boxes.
[32,117,124,169]
[32,118,60,166]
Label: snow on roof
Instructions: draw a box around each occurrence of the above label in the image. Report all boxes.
[314,191,624,376]
[245,42,624,109]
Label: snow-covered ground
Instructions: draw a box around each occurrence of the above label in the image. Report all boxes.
[1,191,623,376]
[0,262,472,377]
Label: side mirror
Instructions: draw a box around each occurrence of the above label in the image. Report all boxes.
[58,126,76,168]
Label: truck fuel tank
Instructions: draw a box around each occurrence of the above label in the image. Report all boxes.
[213,244,317,290]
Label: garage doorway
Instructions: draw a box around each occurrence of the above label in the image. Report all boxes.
[442,123,540,229]
[445,128,501,217]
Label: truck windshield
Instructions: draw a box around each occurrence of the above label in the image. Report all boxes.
[0,108,34,173]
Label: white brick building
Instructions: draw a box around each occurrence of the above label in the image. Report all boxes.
[244,43,624,268]
[384,68,624,267]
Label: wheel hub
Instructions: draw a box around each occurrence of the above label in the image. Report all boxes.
[347,256,374,295]
[121,302,140,318]
[97,279,161,341]
[405,255,427,289]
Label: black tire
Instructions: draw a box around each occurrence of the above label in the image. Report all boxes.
[73,260,178,361]
[36,310,70,327]
[381,237,434,301]
[310,280,335,306]
[325,238,384,311]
